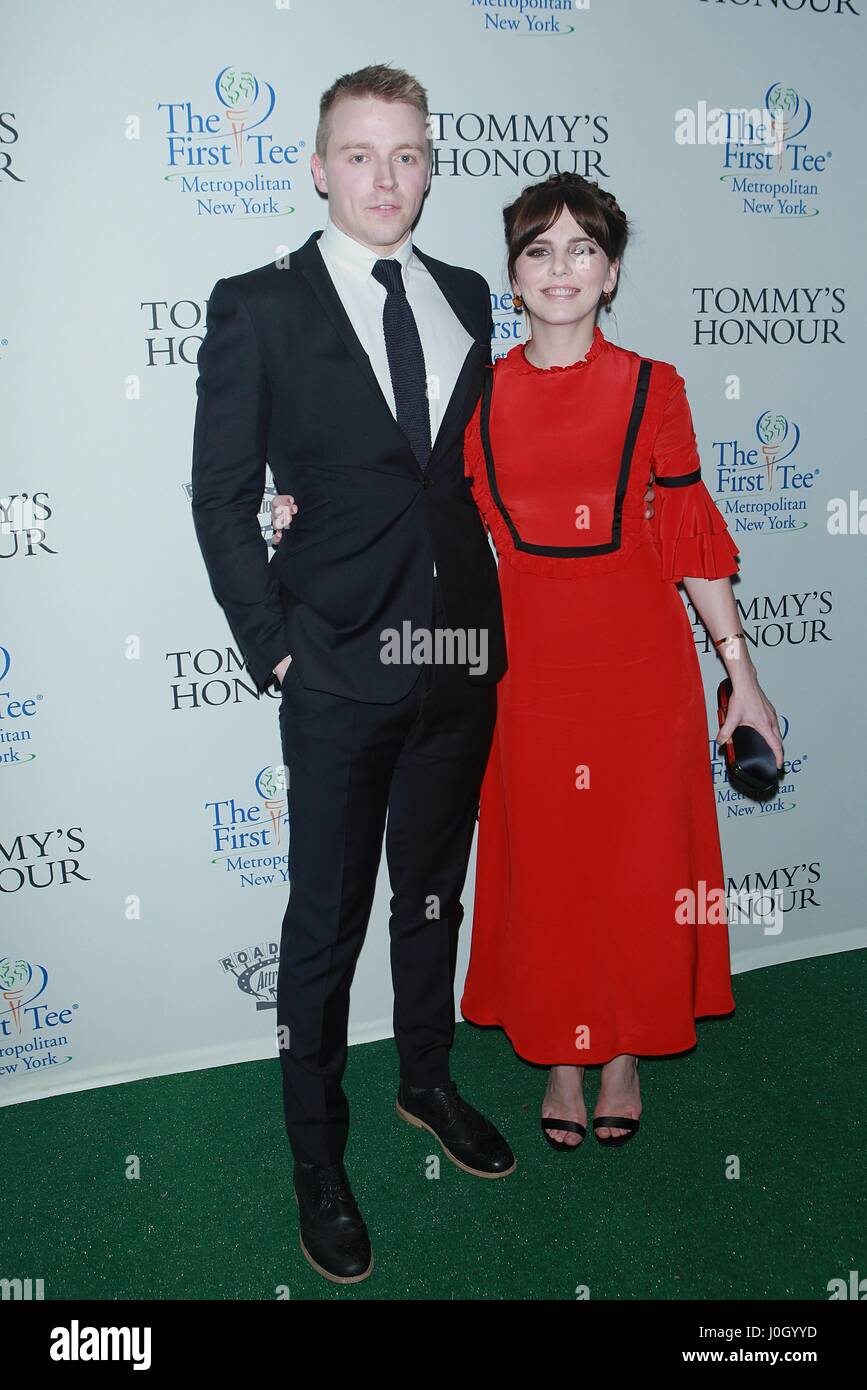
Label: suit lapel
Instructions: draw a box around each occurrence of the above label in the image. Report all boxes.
[294,231,488,473]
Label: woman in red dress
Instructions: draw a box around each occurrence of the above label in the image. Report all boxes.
[459,174,783,1149]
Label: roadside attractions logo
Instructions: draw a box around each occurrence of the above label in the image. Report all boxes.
[157,67,303,218]
[711,409,821,537]
[219,941,279,1011]
[204,765,288,885]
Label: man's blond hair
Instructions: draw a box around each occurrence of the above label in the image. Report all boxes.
[316,63,431,162]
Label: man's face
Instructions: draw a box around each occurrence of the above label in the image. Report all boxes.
[311,95,432,255]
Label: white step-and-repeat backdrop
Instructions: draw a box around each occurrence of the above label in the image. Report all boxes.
[3,0,864,1104]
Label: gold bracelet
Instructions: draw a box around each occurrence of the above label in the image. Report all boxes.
[713,632,745,647]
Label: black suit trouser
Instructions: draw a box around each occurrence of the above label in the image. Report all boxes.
[275,581,498,1166]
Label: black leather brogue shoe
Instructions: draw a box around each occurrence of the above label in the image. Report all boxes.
[396,1078,516,1178]
[292,1160,373,1283]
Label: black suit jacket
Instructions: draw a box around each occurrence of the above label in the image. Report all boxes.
[191,229,507,701]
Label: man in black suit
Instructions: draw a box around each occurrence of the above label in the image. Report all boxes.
[191,65,513,1284]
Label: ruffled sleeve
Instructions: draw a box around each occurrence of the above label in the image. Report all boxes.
[651,366,740,582]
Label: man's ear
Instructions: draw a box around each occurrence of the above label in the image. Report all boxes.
[310,153,326,194]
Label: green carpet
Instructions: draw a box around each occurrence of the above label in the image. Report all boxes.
[2,952,863,1300]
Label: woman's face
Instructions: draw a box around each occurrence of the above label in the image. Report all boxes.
[512,206,618,329]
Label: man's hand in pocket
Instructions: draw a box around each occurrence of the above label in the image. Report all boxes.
[273,654,292,686]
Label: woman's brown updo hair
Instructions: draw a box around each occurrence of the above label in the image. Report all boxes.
[504,173,630,313]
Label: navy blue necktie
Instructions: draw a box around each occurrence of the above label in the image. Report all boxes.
[371,258,432,470]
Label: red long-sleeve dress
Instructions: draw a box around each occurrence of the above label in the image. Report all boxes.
[459,326,739,1063]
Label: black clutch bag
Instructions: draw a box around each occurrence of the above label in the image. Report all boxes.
[716,678,779,798]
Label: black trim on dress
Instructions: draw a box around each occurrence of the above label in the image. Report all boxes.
[478,357,653,557]
[654,467,702,489]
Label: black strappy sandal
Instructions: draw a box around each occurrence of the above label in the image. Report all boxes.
[592,1114,640,1146]
[593,1058,641,1147]
[541,1116,587,1152]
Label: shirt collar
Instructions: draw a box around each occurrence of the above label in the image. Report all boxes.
[319,215,415,287]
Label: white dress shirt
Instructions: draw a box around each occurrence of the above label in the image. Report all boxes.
[317,216,475,579]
